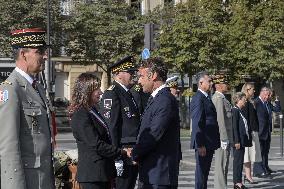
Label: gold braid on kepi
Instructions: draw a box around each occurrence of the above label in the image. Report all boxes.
[166,76,179,88]
[167,81,178,88]
[111,62,135,73]
[212,74,228,84]
[10,28,46,49]
[109,55,137,73]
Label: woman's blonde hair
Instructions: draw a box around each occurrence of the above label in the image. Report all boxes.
[241,82,254,93]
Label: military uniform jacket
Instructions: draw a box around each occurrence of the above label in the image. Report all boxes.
[100,81,140,147]
[212,91,233,144]
[0,70,54,189]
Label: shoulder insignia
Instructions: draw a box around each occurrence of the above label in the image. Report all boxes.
[0,90,9,102]
[133,84,141,92]
[1,81,12,85]
[107,85,115,91]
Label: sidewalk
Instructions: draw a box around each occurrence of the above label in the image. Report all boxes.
[180,135,284,167]
[180,135,284,189]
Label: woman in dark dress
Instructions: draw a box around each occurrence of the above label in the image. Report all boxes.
[232,92,252,189]
[69,73,129,189]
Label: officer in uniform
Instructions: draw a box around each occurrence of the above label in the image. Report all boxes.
[0,28,55,189]
[166,76,180,98]
[100,55,140,189]
[211,74,233,189]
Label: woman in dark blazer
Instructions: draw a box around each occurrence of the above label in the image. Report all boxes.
[241,83,261,184]
[69,73,128,189]
[232,92,252,189]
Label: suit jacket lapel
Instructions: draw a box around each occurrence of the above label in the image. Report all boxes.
[143,87,168,112]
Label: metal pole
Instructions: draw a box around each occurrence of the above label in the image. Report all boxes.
[280,114,283,157]
[46,0,51,93]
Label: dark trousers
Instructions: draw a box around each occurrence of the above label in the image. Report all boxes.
[253,161,266,175]
[259,138,271,172]
[233,147,245,184]
[116,164,138,189]
[80,182,111,189]
[138,182,177,189]
[195,149,214,189]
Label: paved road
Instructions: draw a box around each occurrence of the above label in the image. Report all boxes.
[56,132,284,188]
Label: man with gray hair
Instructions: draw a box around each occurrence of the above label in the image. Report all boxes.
[253,87,281,177]
[190,71,220,189]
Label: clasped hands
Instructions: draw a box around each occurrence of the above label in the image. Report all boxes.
[122,148,137,165]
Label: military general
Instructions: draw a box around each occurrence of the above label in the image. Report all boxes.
[0,28,55,189]
[211,74,233,189]
[100,56,140,189]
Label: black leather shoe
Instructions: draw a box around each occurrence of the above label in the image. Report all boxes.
[267,168,276,174]
[234,184,248,189]
[254,172,270,178]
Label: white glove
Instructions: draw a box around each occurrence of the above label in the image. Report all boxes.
[115,160,124,176]
[221,140,229,150]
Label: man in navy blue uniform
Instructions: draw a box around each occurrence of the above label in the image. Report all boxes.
[131,58,181,189]
[100,55,140,189]
[253,87,281,177]
[190,71,220,189]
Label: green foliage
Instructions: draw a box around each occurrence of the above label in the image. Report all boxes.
[64,0,144,70]
[153,0,230,77]
[0,0,63,57]
[1,0,284,85]
[150,0,284,85]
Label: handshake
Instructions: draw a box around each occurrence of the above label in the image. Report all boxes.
[122,148,137,165]
[116,148,137,176]
[123,147,133,158]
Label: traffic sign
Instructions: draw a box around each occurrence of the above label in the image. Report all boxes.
[141,48,150,60]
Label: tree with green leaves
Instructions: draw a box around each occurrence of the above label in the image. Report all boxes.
[0,0,62,57]
[153,0,229,77]
[249,0,284,81]
[64,0,144,73]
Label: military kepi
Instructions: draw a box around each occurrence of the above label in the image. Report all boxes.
[109,55,137,73]
[11,28,46,49]
[166,76,179,88]
[212,73,228,84]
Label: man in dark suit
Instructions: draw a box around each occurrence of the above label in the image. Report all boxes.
[253,87,281,177]
[131,58,181,189]
[100,56,140,189]
[190,71,220,189]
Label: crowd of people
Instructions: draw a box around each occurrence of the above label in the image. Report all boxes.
[0,27,282,189]
[190,72,281,189]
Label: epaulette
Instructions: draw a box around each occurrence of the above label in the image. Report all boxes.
[133,84,141,92]
[1,80,12,85]
[106,85,115,90]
